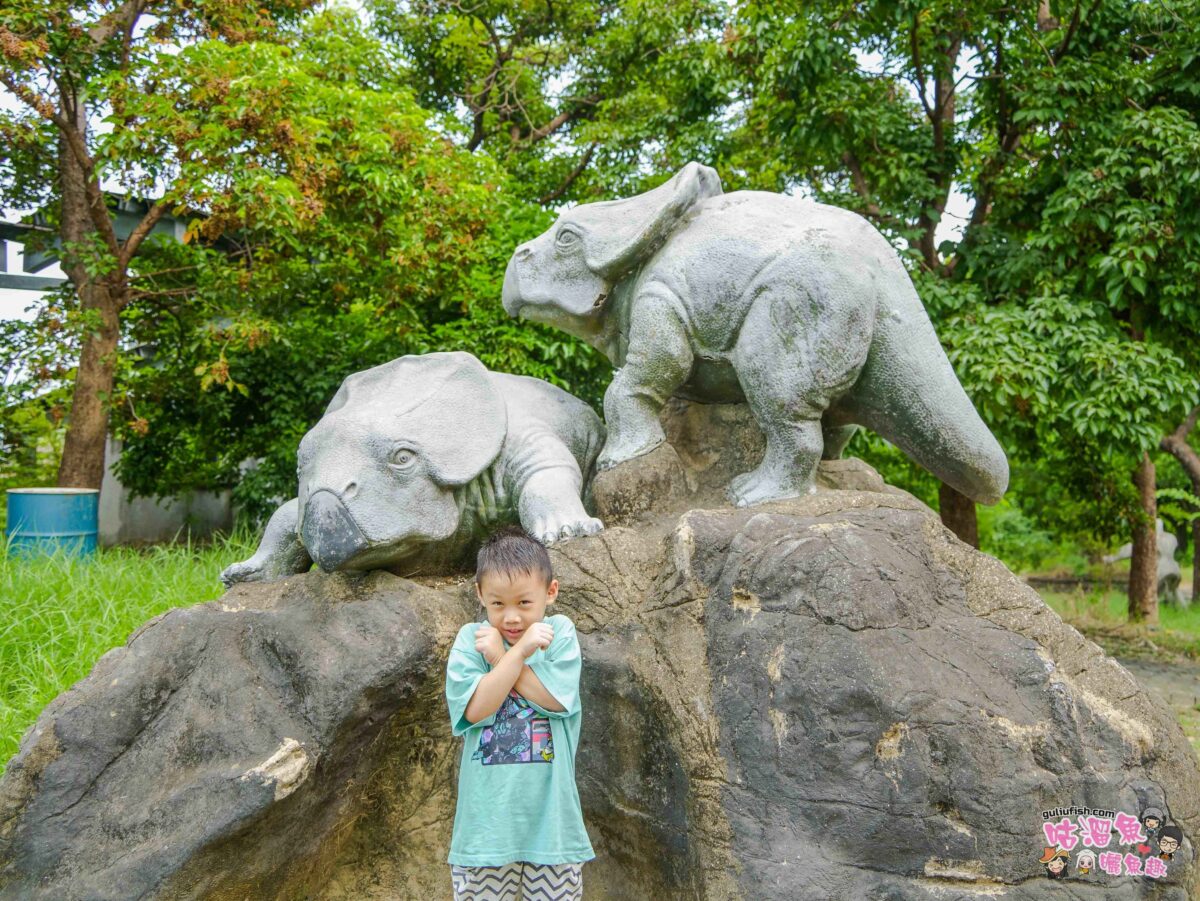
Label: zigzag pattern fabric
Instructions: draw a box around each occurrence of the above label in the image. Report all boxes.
[450,861,583,900]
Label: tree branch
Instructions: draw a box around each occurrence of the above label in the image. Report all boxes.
[1161,405,1200,485]
[0,72,61,125]
[909,20,934,121]
[840,151,908,231]
[56,108,122,259]
[461,11,511,151]
[538,141,598,205]
[1053,0,1101,63]
[524,97,598,144]
[916,32,961,272]
[5,72,123,260]
[118,200,167,271]
[86,0,148,47]
[842,150,883,219]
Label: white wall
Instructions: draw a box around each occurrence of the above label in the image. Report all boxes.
[99,436,232,546]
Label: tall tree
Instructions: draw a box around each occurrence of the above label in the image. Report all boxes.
[0,0,314,488]
[4,9,612,521]
[1161,408,1200,604]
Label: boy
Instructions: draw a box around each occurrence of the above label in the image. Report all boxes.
[445,526,595,900]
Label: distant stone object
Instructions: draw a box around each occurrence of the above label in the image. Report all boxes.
[220,352,604,584]
[501,162,1008,507]
[1104,518,1185,607]
[2,469,1197,899]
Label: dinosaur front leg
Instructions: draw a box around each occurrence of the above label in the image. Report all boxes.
[220,498,312,586]
[519,465,604,545]
[598,293,693,471]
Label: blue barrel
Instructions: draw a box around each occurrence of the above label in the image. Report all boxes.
[6,488,100,558]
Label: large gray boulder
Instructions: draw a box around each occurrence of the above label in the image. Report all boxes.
[1,417,1196,898]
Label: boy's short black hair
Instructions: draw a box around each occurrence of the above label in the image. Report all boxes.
[475,525,553,587]
[1160,825,1183,843]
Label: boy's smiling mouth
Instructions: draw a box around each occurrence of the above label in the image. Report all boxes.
[503,627,524,640]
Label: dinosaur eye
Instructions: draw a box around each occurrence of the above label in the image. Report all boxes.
[389,447,417,470]
[556,227,580,249]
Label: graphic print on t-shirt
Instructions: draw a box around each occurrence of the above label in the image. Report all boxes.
[472,689,555,765]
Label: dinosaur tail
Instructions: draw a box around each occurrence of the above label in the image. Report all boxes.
[841,273,1009,505]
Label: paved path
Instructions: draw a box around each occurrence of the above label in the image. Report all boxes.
[1118,657,1200,753]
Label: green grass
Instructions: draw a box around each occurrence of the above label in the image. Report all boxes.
[1039,583,1200,753]
[0,533,255,773]
[1039,584,1200,660]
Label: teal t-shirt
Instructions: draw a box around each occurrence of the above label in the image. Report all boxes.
[445,612,596,867]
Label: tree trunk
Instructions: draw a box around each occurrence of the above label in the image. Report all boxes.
[56,284,121,488]
[1128,452,1158,624]
[938,482,979,548]
[55,129,122,490]
[1194,514,1199,607]
[1161,407,1200,604]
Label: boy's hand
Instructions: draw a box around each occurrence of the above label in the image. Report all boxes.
[515,622,554,659]
[475,625,505,665]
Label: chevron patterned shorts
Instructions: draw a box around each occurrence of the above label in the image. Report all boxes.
[450,861,583,900]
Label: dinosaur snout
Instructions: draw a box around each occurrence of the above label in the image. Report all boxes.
[301,489,368,571]
[502,256,524,318]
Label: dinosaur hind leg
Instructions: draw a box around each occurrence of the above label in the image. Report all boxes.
[729,280,870,506]
[821,422,858,459]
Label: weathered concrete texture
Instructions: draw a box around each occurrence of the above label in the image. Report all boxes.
[2,469,1198,899]
[222,352,606,586]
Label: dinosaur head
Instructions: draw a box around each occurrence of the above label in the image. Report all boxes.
[501,162,723,338]
[294,352,506,571]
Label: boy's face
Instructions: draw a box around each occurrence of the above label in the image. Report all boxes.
[1159,835,1180,854]
[476,569,558,645]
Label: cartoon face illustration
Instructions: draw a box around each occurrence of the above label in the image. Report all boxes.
[1142,806,1165,834]
[1158,826,1183,859]
[1039,846,1069,878]
[1076,850,1095,874]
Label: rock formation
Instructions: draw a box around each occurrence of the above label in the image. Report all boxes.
[1,404,1196,899]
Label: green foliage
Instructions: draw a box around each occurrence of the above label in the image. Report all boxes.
[0,534,255,772]
[4,0,1199,549]
[0,316,72,530]
[724,0,1200,541]
[371,0,735,203]
[845,429,939,507]
[977,499,1060,574]
[92,12,610,521]
[1158,487,1200,533]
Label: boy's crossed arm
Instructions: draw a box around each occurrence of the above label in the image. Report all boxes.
[464,623,565,724]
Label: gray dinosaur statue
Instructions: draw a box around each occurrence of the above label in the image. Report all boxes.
[220,352,605,585]
[501,162,1009,507]
[1103,519,1185,607]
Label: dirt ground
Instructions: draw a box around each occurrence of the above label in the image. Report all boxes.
[1119,657,1200,755]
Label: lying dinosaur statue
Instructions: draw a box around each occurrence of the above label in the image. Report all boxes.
[221,352,604,584]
